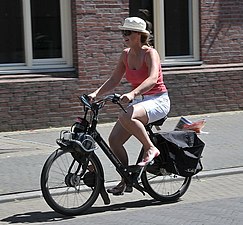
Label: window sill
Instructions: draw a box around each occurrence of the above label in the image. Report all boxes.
[162,63,243,74]
[0,73,78,84]
[0,66,76,76]
[162,61,203,68]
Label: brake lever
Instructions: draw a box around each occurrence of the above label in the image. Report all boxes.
[117,102,127,113]
[112,94,127,113]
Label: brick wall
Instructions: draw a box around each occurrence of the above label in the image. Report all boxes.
[1,64,243,132]
[0,76,80,131]
[163,64,243,117]
[72,0,129,88]
[201,0,243,64]
[72,0,130,122]
[1,0,243,131]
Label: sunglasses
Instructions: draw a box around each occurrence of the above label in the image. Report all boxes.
[122,30,133,36]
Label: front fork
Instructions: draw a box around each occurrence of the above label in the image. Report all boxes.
[69,149,110,205]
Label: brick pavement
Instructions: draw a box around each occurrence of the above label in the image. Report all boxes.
[0,111,243,197]
[0,173,243,225]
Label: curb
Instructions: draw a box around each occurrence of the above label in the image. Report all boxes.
[1,166,243,204]
[193,166,243,179]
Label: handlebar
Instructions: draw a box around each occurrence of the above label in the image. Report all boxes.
[79,93,126,113]
[101,93,121,104]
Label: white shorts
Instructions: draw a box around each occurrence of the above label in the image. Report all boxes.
[129,92,170,124]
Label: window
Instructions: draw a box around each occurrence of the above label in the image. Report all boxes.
[0,0,72,74]
[31,0,62,59]
[0,0,25,64]
[154,0,200,65]
[130,0,200,66]
[164,0,191,57]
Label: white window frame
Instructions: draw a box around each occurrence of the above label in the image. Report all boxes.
[0,0,73,74]
[153,0,200,66]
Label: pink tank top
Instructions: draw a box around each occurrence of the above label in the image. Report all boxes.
[124,48,167,95]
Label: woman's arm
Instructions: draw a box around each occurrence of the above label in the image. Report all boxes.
[89,50,126,99]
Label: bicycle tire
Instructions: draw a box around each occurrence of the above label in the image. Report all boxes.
[40,148,103,216]
[141,168,191,202]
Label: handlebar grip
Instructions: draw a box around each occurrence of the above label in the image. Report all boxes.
[80,94,92,108]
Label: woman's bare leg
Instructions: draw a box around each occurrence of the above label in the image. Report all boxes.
[107,120,132,194]
[118,103,160,166]
[108,120,131,166]
[118,104,154,150]
[107,103,159,195]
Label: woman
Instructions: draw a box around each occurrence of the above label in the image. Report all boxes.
[89,17,170,195]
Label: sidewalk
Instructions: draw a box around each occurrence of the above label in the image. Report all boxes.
[1,111,243,201]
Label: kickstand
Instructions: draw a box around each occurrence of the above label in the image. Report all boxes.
[100,182,110,205]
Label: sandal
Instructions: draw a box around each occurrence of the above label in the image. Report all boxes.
[138,147,160,167]
[107,182,133,195]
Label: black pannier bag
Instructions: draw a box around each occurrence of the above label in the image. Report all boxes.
[147,130,205,177]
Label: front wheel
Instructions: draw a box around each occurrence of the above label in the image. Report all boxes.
[40,148,103,216]
[141,168,191,202]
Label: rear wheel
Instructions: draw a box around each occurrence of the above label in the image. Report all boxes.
[41,148,102,216]
[141,168,191,202]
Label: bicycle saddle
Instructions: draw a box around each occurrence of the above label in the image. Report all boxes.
[149,116,167,126]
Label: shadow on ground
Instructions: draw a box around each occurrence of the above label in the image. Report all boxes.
[1,199,177,223]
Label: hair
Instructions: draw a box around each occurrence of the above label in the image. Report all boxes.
[140,32,151,47]
[137,12,154,47]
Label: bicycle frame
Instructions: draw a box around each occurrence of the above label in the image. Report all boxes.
[84,96,147,194]
[91,127,146,193]
[60,94,166,194]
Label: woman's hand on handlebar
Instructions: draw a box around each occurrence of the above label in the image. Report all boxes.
[120,92,135,104]
[88,92,97,102]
